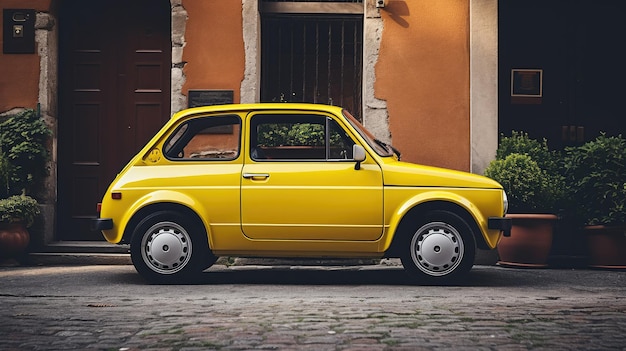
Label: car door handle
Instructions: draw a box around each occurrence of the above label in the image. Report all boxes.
[243,173,270,180]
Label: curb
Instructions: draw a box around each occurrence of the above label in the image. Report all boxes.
[25,252,132,266]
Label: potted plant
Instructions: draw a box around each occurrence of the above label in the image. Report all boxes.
[0,108,51,263]
[0,194,40,261]
[563,133,626,269]
[484,132,564,267]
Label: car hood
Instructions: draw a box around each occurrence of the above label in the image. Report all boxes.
[380,158,503,189]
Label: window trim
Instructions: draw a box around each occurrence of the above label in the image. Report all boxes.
[260,2,363,15]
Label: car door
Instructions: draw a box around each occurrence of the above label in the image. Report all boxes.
[241,111,384,241]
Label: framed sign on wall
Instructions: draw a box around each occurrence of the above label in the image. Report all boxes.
[511,69,542,104]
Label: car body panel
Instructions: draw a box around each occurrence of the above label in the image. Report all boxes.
[241,161,384,241]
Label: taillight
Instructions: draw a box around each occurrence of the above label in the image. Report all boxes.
[96,203,102,213]
[111,192,122,200]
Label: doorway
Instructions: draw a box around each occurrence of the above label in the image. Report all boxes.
[499,0,626,148]
[58,0,171,240]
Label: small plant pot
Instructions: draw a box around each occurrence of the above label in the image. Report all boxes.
[497,214,557,268]
[0,222,30,261]
[585,225,626,269]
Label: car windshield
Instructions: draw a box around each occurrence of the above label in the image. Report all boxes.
[342,109,395,157]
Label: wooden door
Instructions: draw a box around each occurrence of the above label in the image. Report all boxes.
[58,0,171,240]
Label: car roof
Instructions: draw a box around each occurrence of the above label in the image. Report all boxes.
[171,103,345,121]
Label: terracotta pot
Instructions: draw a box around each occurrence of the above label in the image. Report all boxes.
[0,222,30,259]
[497,214,557,268]
[585,225,626,269]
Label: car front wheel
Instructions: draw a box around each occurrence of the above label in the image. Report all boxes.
[400,210,475,284]
[130,210,211,284]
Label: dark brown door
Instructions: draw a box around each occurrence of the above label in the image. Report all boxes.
[58,0,171,240]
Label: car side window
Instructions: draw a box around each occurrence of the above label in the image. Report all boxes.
[251,114,355,161]
[329,118,355,159]
[164,114,241,160]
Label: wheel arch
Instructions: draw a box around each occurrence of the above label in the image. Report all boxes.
[386,200,489,257]
[121,202,209,246]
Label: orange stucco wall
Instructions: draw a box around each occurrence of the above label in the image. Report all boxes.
[182,0,245,103]
[0,0,50,112]
[375,0,470,171]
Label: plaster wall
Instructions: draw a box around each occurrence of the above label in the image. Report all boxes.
[375,0,470,171]
[181,0,245,106]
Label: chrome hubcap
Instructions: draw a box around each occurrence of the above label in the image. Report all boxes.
[141,221,192,274]
[411,222,463,276]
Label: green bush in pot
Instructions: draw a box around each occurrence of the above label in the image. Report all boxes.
[563,133,626,268]
[484,132,565,267]
[563,133,626,226]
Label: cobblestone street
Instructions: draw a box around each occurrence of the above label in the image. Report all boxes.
[1,264,625,350]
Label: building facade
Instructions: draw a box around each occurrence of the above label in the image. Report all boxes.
[1,0,623,246]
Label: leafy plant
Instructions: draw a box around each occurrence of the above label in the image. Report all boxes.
[257,122,341,147]
[0,151,11,196]
[0,195,40,228]
[0,109,51,197]
[484,153,558,213]
[563,134,626,226]
[496,131,560,175]
[485,131,565,213]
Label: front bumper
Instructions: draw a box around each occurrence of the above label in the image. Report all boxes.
[488,217,512,237]
[91,218,113,231]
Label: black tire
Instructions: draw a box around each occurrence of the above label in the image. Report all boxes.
[400,210,476,284]
[130,210,213,284]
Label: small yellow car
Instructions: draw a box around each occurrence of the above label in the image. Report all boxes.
[93,103,510,284]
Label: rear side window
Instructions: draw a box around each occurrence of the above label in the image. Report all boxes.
[164,114,241,160]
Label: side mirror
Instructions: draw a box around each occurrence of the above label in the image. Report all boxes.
[353,145,366,170]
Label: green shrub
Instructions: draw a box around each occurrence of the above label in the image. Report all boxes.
[563,134,626,226]
[485,131,565,213]
[0,151,11,196]
[484,153,559,213]
[0,109,51,197]
[0,195,40,228]
[496,131,560,175]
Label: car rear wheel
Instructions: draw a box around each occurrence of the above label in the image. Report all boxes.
[400,210,475,284]
[130,210,212,284]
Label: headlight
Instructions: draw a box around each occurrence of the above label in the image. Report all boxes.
[503,191,509,215]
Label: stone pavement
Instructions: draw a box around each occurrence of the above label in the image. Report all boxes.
[0,262,625,351]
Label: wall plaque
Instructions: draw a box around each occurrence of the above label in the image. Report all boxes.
[188,90,234,108]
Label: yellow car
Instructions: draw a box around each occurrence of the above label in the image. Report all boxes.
[93,103,510,284]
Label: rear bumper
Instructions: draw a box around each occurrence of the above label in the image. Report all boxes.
[91,218,113,231]
[488,217,512,237]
